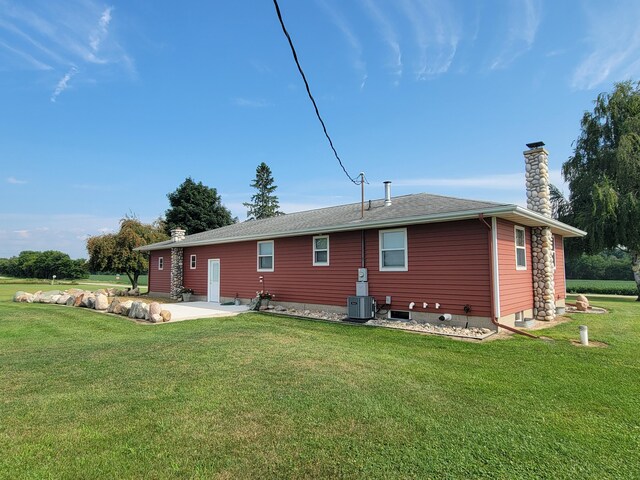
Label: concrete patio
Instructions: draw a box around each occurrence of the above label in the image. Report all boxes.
[161,301,249,322]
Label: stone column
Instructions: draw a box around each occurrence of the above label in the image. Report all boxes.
[524,145,555,320]
[170,229,186,299]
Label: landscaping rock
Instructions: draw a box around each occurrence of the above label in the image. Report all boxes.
[66,295,76,306]
[50,294,61,304]
[137,303,149,320]
[13,291,28,302]
[128,301,142,318]
[95,294,109,311]
[576,294,589,306]
[150,313,162,323]
[57,294,70,305]
[129,287,140,297]
[149,302,162,316]
[81,294,95,309]
[107,288,117,296]
[94,289,107,296]
[575,300,589,312]
[115,289,128,296]
[160,310,172,322]
[120,300,133,316]
[107,298,120,313]
[74,294,85,307]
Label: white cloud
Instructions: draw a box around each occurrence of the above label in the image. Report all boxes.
[360,0,402,83]
[232,97,271,108]
[0,1,132,100]
[490,0,541,70]
[50,65,77,102]
[399,0,460,79]
[6,176,27,184]
[317,0,367,85]
[571,2,640,90]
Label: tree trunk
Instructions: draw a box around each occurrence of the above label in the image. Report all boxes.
[632,250,640,301]
[126,272,139,289]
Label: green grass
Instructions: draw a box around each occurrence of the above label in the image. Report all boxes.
[1,284,639,479]
[87,274,148,287]
[1,277,147,294]
[567,279,638,296]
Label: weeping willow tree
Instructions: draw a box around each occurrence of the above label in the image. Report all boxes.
[562,80,640,299]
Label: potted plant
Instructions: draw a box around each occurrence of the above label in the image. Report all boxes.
[256,290,274,309]
[180,287,194,302]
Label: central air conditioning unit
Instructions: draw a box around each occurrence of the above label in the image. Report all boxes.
[347,296,376,322]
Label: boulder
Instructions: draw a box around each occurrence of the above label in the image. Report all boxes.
[13,290,27,302]
[57,294,70,305]
[95,289,107,296]
[67,288,84,296]
[74,294,85,307]
[50,295,61,304]
[575,300,589,312]
[82,294,95,309]
[136,303,149,320]
[128,301,142,318]
[160,310,172,322]
[149,302,162,316]
[95,294,109,311]
[107,288,117,297]
[107,298,120,313]
[129,287,140,297]
[66,295,76,306]
[576,294,589,307]
[120,300,133,316]
[150,313,162,323]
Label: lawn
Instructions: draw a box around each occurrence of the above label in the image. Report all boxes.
[566,279,637,296]
[1,284,638,479]
[87,274,149,287]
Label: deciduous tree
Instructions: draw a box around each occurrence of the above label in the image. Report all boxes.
[243,162,283,220]
[87,217,168,289]
[165,177,235,235]
[563,80,640,298]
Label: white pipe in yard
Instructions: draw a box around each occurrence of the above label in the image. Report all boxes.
[579,325,589,346]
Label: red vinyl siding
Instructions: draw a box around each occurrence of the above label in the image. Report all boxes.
[554,234,566,299]
[149,249,171,293]
[181,219,492,317]
[497,219,533,316]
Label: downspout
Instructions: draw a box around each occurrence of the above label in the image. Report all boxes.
[478,214,538,339]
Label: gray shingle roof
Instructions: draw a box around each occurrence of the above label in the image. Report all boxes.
[138,192,509,251]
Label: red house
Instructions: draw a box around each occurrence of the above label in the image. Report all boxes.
[138,144,585,330]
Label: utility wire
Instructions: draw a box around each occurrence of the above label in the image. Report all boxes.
[272,0,361,185]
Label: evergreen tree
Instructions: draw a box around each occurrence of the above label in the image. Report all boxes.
[243,162,283,220]
[165,177,235,235]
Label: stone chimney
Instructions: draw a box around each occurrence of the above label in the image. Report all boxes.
[524,142,555,321]
[171,228,186,242]
[170,228,186,299]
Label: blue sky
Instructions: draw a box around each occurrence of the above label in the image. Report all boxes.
[1,0,639,259]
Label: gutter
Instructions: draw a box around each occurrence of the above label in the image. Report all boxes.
[479,214,538,339]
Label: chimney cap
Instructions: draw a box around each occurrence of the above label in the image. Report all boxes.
[526,141,545,149]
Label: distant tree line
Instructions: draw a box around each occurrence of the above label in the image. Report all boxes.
[565,250,633,281]
[0,251,88,280]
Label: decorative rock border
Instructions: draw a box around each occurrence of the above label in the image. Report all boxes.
[13,289,172,323]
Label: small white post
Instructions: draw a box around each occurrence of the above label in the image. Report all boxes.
[579,325,589,346]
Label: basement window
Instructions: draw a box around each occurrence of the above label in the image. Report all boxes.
[158,257,164,270]
[190,254,197,269]
[388,310,411,321]
[313,235,329,266]
[379,228,408,271]
[515,226,526,270]
[257,240,274,272]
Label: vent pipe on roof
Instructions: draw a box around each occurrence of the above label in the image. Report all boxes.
[384,181,392,206]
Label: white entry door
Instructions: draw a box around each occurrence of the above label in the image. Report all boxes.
[208,259,220,303]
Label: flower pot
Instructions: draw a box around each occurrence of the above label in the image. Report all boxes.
[182,293,192,302]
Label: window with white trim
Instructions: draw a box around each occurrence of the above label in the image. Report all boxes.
[379,228,408,271]
[190,254,197,269]
[257,240,274,271]
[515,226,526,269]
[158,257,164,270]
[313,235,329,266]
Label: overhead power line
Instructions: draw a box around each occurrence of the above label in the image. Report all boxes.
[272,0,361,185]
